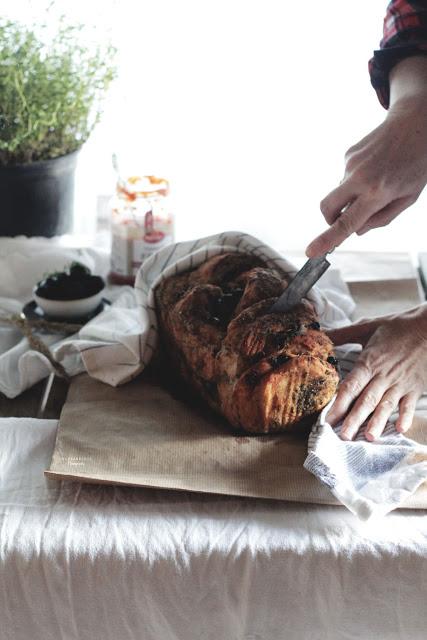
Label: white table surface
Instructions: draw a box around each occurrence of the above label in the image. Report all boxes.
[1,417,427,640]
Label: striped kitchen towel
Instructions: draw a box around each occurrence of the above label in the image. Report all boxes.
[83,230,353,385]
[131,230,354,372]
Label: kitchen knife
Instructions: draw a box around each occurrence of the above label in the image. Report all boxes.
[269,253,331,314]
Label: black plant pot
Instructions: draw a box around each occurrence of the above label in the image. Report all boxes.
[0,150,79,237]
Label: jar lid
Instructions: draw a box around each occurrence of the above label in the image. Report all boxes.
[117,175,169,201]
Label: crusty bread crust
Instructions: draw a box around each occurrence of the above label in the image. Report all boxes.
[155,252,339,434]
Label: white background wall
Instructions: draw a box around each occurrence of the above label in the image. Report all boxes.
[4,0,427,254]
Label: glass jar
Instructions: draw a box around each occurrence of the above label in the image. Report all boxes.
[109,175,174,285]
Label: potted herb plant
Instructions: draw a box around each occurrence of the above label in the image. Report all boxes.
[0,17,116,237]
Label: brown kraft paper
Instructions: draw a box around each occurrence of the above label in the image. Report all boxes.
[46,369,427,509]
[46,272,427,508]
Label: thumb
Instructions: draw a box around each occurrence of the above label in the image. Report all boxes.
[326,318,383,346]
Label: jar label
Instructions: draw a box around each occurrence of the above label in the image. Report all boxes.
[110,211,174,278]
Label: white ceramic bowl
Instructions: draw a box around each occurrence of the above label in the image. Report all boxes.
[34,288,105,319]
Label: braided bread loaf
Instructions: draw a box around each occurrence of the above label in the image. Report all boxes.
[155,253,339,434]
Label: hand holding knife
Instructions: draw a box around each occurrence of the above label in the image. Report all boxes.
[270,204,351,314]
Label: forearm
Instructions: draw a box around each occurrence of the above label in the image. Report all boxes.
[369,0,427,108]
[389,55,427,107]
[306,53,427,258]
[306,3,427,258]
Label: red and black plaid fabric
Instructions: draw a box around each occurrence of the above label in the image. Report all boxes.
[369,0,427,108]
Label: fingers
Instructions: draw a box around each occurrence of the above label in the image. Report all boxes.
[326,319,382,347]
[306,197,375,257]
[396,393,418,433]
[340,376,388,440]
[365,387,400,441]
[342,389,418,441]
[325,306,427,442]
[330,381,418,441]
[320,182,356,225]
[357,195,417,235]
[326,362,372,427]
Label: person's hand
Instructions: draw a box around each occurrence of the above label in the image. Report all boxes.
[325,304,427,441]
[306,56,427,258]
[306,95,427,257]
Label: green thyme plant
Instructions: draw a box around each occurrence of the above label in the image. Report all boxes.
[0,17,117,166]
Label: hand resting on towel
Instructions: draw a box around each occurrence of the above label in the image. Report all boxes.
[325,304,427,441]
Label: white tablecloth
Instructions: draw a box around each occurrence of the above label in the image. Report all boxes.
[1,417,427,640]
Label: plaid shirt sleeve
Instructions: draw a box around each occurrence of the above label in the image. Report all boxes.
[369,0,427,108]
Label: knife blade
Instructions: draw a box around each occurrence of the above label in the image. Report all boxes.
[269,253,331,314]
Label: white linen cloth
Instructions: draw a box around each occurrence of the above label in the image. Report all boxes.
[1,416,427,640]
[0,237,143,396]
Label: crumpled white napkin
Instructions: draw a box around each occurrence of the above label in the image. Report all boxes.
[0,237,144,397]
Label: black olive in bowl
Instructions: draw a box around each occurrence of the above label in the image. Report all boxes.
[34,262,105,319]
